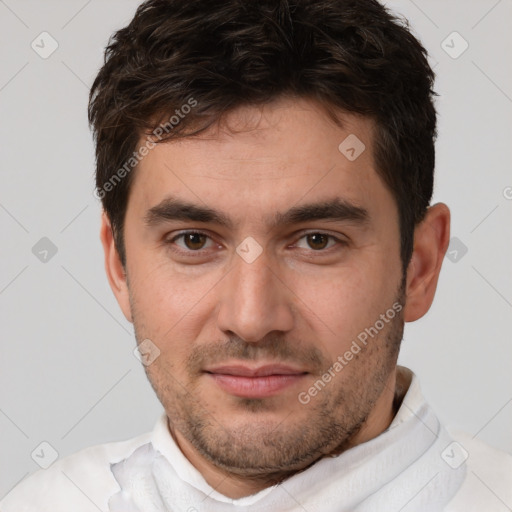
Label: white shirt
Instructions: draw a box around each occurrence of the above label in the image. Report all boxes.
[1,368,511,511]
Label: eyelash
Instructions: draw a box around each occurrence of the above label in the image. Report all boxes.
[165,230,348,257]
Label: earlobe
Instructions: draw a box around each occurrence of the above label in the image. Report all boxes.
[403,203,451,322]
[99,212,133,323]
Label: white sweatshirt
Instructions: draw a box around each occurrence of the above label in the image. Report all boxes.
[1,368,511,511]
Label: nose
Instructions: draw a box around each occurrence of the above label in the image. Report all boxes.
[216,248,295,343]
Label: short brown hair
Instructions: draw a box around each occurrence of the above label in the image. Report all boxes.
[88,0,437,272]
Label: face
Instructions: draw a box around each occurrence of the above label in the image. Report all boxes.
[116,98,407,479]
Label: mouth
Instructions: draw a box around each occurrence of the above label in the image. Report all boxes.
[203,364,308,399]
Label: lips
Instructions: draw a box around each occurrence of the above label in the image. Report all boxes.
[204,364,308,398]
[206,364,306,377]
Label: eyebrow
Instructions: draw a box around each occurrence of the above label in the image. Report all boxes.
[144,195,370,230]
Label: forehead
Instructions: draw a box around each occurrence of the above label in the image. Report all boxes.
[129,98,395,227]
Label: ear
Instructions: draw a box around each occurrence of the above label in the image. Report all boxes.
[403,203,451,322]
[99,212,133,323]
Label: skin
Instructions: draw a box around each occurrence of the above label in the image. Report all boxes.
[100,97,451,499]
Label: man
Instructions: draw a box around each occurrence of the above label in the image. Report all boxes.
[2,0,511,510]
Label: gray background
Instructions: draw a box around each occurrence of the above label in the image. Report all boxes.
[1,0,511,499]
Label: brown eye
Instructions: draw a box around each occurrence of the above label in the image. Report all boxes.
[166,230,218,259]
[294,232,346,253]
[306,233,329,250]
[182,232,208,250]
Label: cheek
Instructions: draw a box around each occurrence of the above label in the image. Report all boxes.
[128,254,225,341]
[290,263,396,351]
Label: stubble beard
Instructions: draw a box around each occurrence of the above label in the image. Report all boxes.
[131,286,405,485]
